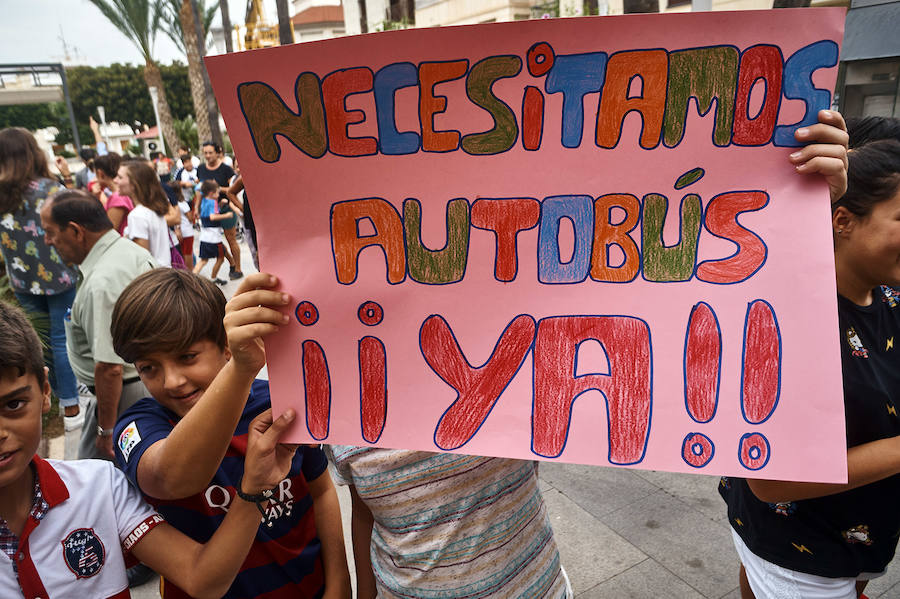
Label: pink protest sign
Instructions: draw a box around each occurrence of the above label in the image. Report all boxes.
[207,8,848,483]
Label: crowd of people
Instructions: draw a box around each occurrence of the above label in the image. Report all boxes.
[0,110,897,599]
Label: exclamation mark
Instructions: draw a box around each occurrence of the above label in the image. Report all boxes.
[682,302,721,468]
[297,300,331,440]
[358,301,387,443]
[739,299,781,470]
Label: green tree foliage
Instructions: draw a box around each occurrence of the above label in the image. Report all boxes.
[0,63,191,148]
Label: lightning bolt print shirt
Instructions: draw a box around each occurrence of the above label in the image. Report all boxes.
[720,286,900,578]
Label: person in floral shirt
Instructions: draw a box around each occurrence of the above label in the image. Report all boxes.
[0,127,81,454]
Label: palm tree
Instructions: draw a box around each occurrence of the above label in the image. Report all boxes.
[275,0,293,45]
[87,0,180,155]
[169,0,213,144]
[160,0,218,56]
[161,0,223,147]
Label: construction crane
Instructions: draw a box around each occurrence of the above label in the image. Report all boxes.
[236,0,290,51]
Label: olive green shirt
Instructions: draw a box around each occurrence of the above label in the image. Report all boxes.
[65,230,157,385]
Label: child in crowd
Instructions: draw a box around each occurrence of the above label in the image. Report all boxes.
[177,196,195,270]
[193,179,228,284]
[0,299,300,597]
[110,269,350,598]
[176,157,198,205]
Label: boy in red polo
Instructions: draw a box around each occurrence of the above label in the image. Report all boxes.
[0,300,298,598]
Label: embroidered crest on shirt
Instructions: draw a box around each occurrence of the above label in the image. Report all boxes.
[846,327,869,358]
[62,528,106,578]
[842,524,873,546]
[118,420,142,462]
[881,286,900,308]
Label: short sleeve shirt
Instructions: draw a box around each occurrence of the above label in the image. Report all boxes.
[721,286,900,577]
[0,178,77,295]
[327,447,568,598]
[65,231,156,385]
[114,380,328,598]
[0,457,164,599]
[125,205,171,267]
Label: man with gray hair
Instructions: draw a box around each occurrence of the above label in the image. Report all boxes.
[40,190,156,459]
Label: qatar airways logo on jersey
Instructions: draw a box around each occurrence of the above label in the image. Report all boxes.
[205,478,295,525]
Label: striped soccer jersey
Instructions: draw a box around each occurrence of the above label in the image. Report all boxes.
[114,380,327,598]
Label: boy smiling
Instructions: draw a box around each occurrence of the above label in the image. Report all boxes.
[0,300,300,598]
[110,269,349,599]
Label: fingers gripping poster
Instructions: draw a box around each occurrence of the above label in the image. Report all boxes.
[207,8,848,483]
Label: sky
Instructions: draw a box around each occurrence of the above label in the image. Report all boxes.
[0,0,258,67]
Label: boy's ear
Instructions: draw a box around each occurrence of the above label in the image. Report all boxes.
[41,367,51,415]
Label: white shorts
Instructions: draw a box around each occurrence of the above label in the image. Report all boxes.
[731,528,882,599]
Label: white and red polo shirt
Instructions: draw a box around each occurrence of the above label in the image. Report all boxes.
[0,456,164,599]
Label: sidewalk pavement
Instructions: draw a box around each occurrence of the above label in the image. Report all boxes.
[47,239,900,598]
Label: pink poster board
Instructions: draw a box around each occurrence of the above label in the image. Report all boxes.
[207,8,848,483]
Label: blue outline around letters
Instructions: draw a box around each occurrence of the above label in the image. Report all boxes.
[357,300,384,326]
[696,190,769,285]
[403,197,471,285]
[682,302,721,424]
[461,54,522,156]
[639,192,703,283]
[470,197,540,282]
[418,59,469,154]
[738,432,771,470]
[731,44,785,148]
[302,339,331,440]
[681,432,715,468]
[739,299,782,425]
[236,76,329,163]
[530,314,653,465]
[422,314,537,451]
[358,335,387,443]
[662,44,741,149]
[330,198,407,285]
[321,66,379,158]
[295,300,320,326]
[594,48,668,151]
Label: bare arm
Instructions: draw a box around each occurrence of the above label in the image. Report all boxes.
[748,435,900,503]
[107,206,126,231]
[131,410,298,598]
[165,203,180,227]
[135,274,291,499]
[349,485,377,599]
[226,177,245,211]
[94,361,123,459]
[308,470,351,599]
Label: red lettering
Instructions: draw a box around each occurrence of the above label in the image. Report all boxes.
[302,340,330,439]
[471,198,540,281]
[321,67,377,156]
[422,314,536,450]
[359,336,387,443]
[532,316,651,464]
[684,302,720,422]
[733,45,783,146]
[741,300,780,424]
[697,191,768,284]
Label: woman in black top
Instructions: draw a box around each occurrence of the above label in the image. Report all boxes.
[722,124,900,598]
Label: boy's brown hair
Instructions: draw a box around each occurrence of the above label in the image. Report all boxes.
[200,179,219,197]
[0,301,45,385]
[111,269,227,363]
